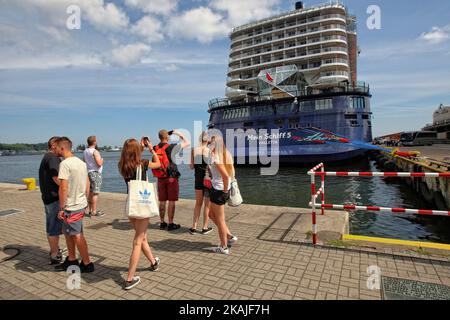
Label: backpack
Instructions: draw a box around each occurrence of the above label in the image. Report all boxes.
[152,144,171,179]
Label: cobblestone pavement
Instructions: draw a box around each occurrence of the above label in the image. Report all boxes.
[1,183,449,300]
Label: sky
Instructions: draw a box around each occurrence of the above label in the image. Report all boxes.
[1,0,450,146]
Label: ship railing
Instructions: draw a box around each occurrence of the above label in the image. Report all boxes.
[307,163,450,245]
[230,2,346,34]
[208,83,371,110]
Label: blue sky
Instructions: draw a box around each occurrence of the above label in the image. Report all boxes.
[1,0,450,146]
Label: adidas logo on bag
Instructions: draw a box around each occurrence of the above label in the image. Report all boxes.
[138,189,152,204]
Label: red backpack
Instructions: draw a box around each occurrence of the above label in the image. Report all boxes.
[152,144,170,179]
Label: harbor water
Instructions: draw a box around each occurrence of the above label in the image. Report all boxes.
[1,152,449,244]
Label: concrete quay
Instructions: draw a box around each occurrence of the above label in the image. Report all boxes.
[1,182,450,300]
[371,145,450,210]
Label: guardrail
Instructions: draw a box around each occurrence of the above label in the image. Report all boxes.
[307,163,450,245]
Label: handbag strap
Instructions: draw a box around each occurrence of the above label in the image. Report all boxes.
[136,165,142,181]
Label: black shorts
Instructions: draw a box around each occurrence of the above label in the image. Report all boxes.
[210,188,230,206]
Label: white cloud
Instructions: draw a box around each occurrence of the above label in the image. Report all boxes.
[419,25,450,44]
[130,16,164,43]
[125,0,177,16]
[80,0,129,32]
[37,26,70,43]
[167,7,230,43]
[16,0,129,32]
[109,43,151,67]
[165,63,179,72]
[211,0,280,26]
[0,53,102,70]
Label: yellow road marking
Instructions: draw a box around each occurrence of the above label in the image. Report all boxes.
[342,234,450,251]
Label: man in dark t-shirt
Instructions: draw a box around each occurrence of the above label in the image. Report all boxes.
[155,129,190,231]
[38,136,64,265]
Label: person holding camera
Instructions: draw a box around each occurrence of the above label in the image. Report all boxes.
[153,129,190,231]
[118,137,161,290]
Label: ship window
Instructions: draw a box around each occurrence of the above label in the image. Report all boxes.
[288,118,299,129]
[275,119,285,129]
[315,99,333,110]
[345,114,357,120]
[277,103,293,114]
[299,100,315,112]
[350,97,365,109]
[244,122,253,128]
[362,114,370,120]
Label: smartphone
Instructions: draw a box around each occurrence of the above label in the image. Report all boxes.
[143,136,150,141]
[168,130,174,136]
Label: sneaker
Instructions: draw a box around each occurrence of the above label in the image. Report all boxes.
[79,261,95,273]
[91,211,105,217]
[149,257,160,271]
[54,257,79,272]
[159,222,167,230]
[201,227,213,235]
[167,223,181,231]
[49,248,63,265]
[227,235,238,247]
[188,228,198,235]
[212,246,230,255]
[124,276,141,290]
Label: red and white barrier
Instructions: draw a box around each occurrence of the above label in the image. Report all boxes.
[309,171,450,177]
[308,163,450,245]
[315,204,450,217]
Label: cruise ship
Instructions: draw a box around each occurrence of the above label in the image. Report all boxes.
[207,1,373,164]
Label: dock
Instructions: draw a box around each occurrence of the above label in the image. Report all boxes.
[371,144,450,209]
[1,182,450,300]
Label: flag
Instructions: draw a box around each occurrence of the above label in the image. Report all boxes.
[266,72,273,82]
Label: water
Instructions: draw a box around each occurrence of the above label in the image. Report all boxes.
[1,152,449,243]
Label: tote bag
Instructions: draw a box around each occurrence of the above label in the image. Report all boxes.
[126,165,159,219]
[228,179,243,207]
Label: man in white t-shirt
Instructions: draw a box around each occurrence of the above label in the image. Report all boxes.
[54,137,94,273]
[83,135,104,217]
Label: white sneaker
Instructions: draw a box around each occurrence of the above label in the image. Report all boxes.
[227,235,238,247]
[212,246,230,255]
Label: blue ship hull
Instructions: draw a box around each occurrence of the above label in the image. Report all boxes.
[208,90,373,164]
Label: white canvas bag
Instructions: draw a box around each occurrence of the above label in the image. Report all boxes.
[126,165,159,219]
[228,176,243,207]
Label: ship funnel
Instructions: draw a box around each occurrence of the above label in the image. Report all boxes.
[295,1,303,10]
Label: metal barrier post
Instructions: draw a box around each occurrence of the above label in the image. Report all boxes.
[321,165,325,215]
[311,173,318,245]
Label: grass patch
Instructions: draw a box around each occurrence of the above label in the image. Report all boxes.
[327,239,356,248]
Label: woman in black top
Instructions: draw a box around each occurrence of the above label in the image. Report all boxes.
[189,132,212,235]
[118,137,161,290]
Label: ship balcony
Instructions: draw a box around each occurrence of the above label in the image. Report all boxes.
[227,52,349,75]
[229,45,347,64]
[230,28,347,54]
[230,15,347,43]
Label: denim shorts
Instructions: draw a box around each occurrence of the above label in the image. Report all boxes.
[62,208,86,236]
[44,200,63,237]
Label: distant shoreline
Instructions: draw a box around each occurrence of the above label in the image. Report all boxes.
[0,150,122,156]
